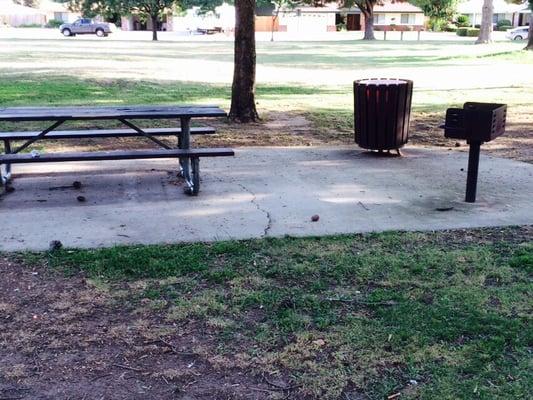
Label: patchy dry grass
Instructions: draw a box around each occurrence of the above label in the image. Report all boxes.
[3,227,531,399]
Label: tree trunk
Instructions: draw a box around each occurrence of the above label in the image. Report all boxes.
[229,0,260,122]
[151,14,158,41]
[526,13,533,50]
[476,0,493,44]
[362,9,375,40]
[271,11,279,42]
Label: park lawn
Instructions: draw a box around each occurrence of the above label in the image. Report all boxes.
[1,37,532,160]
[2,227,531,399]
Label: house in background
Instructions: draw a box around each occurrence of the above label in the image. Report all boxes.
[0,0,77,26]
[457,0,529,27]
[0,0,46,26]
[39,0,78,23]
[372,1,426,30]
[124,1,425,34]
[274,1,426,34]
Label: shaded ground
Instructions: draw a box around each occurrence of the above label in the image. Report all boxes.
[0,258,270,400]
[4,109,531,164]
[1,227,532,399]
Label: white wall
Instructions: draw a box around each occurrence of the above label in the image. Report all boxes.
[374,12,425,26]
[278,12,335,33]
[171,4,234,32]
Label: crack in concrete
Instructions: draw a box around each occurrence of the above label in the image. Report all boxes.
[237,183,272,238]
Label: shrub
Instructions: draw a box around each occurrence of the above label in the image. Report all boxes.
[444,23,458,32]
[456,15,470,27]
[497,25,512,31]
[467,28,480,37]
[456,27,468,36]
[18,23,42,28]
[46,19,63,28]
[496,19,512,28]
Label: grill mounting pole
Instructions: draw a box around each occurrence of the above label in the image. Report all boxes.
[465,140,481,203]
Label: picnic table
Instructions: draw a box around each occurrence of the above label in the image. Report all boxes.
[0,105,234,196]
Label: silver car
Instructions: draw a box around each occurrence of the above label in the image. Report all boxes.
[60,18,112,37]
[505,26,529,41]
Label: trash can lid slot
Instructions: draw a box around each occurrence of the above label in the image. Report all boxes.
[357,79,409,85]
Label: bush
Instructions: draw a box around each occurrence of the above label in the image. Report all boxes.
[18,23,42,28]
[456,27,468,36]
[496,19,512,28]
[46,19,63,28]
[497,25,513,31]
[456,15,470,27]
[467,28,480,37]
[444,23,458,32]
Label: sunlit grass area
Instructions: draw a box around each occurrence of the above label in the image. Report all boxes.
[1,37,532,109]
[1,35,532,158]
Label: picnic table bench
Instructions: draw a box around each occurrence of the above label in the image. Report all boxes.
[0,105,234,196]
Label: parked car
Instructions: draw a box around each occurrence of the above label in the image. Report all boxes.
[505,26,530,41]
[60,18,113,37]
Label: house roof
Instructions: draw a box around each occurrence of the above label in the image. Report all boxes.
[286,2,424,14]
[457,0,527,14]
[373,1,424,13]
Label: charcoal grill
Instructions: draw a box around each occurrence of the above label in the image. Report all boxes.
[442,102,507,202]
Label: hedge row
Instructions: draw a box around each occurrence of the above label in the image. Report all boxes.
[456,27,481,37]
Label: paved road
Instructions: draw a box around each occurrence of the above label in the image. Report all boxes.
[1,146,532,251]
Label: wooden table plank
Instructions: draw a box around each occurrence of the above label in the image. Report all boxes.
[0,105,227,121]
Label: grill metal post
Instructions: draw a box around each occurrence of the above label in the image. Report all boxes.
[465,141,481,203]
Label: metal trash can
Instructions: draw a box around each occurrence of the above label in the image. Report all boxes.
[353,78,413,152]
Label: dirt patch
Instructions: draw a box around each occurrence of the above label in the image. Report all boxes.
[410,108,533,163]
[0,258,276,400]
[14,108,531,165]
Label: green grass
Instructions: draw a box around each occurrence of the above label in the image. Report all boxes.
[21,228,533,399]
[1,37,532,141]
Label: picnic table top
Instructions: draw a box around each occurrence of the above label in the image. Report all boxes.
[0,105,227,122]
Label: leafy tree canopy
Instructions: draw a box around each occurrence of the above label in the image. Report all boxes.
[408,0,457,20]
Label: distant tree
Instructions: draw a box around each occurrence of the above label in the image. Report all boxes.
[476,0,493,43]
[64,0,122,20]
[66,0,176,40]
[525,0,533,50]
[122,0,177,40]
[13,0,40,8]
[412,0,457,31]
[345,0,379,40]
[269,0,297,41]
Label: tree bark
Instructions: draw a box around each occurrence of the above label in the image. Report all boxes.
[476,0,493,44]
[363,11,375,40]
[526,13,533,50]
[229,0,260,122]
[360,1,376,41]
[151,14,158,41]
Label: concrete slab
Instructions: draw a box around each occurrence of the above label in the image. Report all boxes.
[1,146,532,251]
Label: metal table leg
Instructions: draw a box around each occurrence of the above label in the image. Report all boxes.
[178,117,191,180]
[1,140,11,186]
[183,157,200,196]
